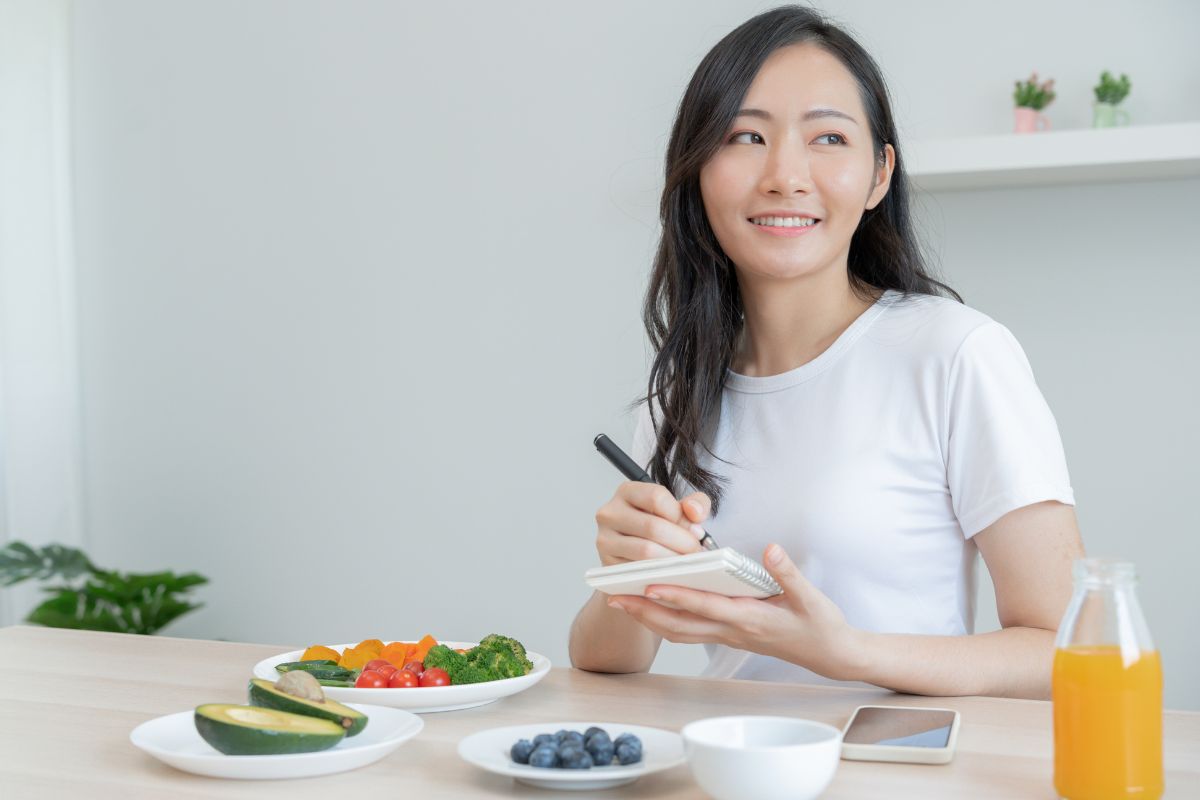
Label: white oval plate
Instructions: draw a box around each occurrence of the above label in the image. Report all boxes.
[458,721,685,791]
[252,641,550,713]
[129,703,422,780]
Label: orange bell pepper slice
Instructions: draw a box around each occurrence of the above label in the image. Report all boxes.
[338,647,377,670]
[411,634,438,663]
[355,638,385,655]
[380,642,411,668]
[301,645,341,662]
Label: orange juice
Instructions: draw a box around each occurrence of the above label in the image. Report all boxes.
[1053,646,1163,799]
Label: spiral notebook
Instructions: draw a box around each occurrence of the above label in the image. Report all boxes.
[584,547,782,600]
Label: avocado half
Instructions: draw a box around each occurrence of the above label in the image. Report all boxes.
[248,678,368,737]
[194,703,345,755]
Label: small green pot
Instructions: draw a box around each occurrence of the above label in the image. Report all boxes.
[1093,102,1131,128]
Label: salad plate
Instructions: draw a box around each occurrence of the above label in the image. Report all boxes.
[130,703,422,779]
[252,641,551,713]
[457,721,685,791]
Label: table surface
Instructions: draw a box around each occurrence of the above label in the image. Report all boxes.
[1,626,1196,799]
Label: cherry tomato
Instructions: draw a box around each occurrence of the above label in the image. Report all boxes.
[418,667,450,687]
[355,670,388,689]
[388,669,419,688]
[373,663,398,678]
[364,659,392,672]
[403,661,425,674]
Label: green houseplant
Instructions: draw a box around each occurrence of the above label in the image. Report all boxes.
[1012,72,1055,134]
[1093,71,1132,128]
[0,541,208,635]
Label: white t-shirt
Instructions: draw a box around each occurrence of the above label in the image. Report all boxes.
[629,290,1075,685]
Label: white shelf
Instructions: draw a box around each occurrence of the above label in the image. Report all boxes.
[906,121,1200,191]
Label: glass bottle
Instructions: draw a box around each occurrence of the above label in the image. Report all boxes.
[1053,558,1163,799]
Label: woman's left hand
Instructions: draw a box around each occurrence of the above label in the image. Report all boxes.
[607,544,869,681]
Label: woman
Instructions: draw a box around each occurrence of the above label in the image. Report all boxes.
[568,5,1083,699]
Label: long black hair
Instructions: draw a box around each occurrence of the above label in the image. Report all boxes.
[641,5,959,514]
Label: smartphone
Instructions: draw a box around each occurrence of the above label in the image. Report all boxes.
[840,705,960,765]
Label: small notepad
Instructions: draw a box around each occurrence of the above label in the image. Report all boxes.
[584,547,782,599]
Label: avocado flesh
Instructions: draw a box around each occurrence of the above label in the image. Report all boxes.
[194,703,345,755]
[248,678,368,736]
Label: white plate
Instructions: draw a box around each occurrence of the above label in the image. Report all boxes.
[458,721,685,791]
[129,703,422,780]
[252,641,550,713]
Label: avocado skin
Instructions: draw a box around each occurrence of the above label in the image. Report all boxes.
[248,679,369,737]
[194,704,345,755]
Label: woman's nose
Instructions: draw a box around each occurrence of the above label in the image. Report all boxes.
[758,143,814,195]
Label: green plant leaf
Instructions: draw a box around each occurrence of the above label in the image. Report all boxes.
[27,572,207,635]
[6,540,208,635]
[0,542,97,587]
[26,590,130,633]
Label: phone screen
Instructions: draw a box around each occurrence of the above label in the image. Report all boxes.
[843,707,956,748]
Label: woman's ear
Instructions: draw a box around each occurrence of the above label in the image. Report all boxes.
[864,143,895,211]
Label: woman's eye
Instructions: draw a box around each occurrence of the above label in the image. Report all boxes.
[815,133,847,145]
[729,131,764,145]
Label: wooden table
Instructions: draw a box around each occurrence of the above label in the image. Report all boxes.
[1,626,1196,798]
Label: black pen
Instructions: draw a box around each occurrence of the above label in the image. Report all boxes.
[593,433,719,551]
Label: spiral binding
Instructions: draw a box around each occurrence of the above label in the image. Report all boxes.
[728,552,782,595]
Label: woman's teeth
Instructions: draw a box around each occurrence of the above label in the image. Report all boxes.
[750,217,818,227]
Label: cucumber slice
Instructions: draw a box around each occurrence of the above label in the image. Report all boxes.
[248,678,368,736]
[274,661,354,681]
[194,704,345,755]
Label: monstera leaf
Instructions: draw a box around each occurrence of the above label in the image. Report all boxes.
[0,542,96,586]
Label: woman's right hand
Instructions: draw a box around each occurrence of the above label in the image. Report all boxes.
[595,482,711,566]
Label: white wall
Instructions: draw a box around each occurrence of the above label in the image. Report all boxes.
[61,0,1199,708]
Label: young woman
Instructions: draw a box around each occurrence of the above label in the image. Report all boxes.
[569,6,1083,699]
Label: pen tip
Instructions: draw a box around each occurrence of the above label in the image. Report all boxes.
[593,433,607,448]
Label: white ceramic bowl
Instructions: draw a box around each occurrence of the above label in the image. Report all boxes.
[681,716,842,800]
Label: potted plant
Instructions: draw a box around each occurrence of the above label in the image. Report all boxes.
[1093,71,1131,128]
[1013,72,1055,133]
[0,541,208,634]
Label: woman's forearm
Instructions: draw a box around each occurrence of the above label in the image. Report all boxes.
[841,626,1057,699]
[569,591,662,674]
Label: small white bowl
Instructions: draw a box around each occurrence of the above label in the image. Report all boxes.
[681,715,842,800]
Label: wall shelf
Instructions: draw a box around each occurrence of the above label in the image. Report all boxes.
[906,121,1200,191]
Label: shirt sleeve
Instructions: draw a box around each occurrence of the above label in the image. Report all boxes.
[946,322,1075,538]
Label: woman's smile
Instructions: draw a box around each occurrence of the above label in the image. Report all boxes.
[748,215,822,238]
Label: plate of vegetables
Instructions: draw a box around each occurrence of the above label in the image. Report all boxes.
[251,634,550,713]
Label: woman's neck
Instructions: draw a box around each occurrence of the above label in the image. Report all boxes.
[731,267,878,378]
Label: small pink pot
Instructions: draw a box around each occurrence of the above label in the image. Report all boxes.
[1014,106,1051,133]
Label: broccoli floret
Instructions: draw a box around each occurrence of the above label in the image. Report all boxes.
[467,638,533,679]
[473,634,534,676]
[423,644,465,673]
[423,644,494,684]
[451,662,494,684]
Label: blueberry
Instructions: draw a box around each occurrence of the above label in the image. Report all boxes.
[510,739,534,764]
[560,731,586,748]
[559,747,594,770]
[584,726,607,740]
[532,733,556,749]
[586,738,615,765]
[614,733,642,750]
[529,745,559,768]
[616,742,643,765]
